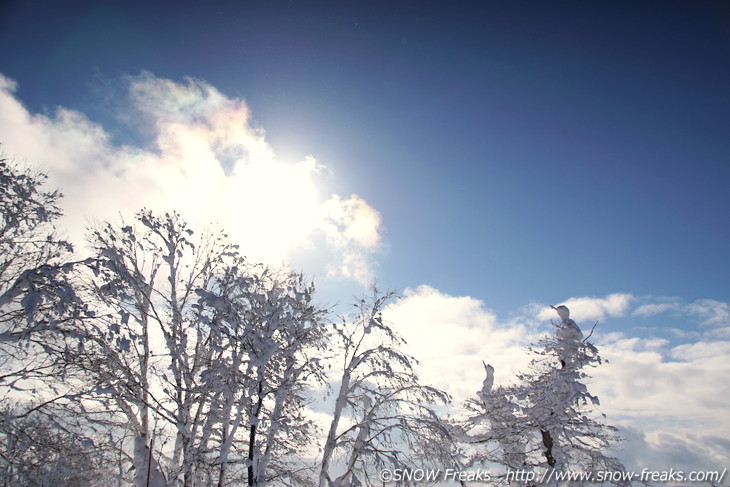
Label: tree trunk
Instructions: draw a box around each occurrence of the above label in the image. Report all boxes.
[540,429,556,467]
[320,370,351,487]
[247,381,264,486]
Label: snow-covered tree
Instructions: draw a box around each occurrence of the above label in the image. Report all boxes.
[72,210,328,487]
[72,210,246,486]
[0,400,116,487]
[0,154,103,485]
[0,154,88,387]
[319,288,456,487]
[194,264,328,487]
[0,154,72,306]
[462,306,628,486]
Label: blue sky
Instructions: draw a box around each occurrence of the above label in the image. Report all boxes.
[1,0,729,476]
[2,1,728,311]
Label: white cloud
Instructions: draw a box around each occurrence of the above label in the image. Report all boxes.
[666,327,701,340]
[383,289,634,402]
[633,302,680,317]
[590,333,730,472]
[631,297,729,329]
[710,327,730,340]
[320,194,383,284]
[0,72,382,282]
[685,299,730,327]
[537,293,634,322]
[384,285,538,400]
[617,425,729,474]
[669,340,730,363]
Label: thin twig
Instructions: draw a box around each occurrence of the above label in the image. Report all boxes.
[583,321,598,342]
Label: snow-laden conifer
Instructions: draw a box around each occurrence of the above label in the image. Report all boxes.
[461,306,629,486]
